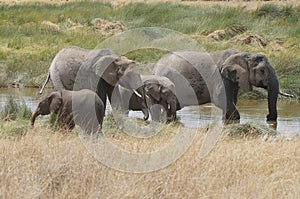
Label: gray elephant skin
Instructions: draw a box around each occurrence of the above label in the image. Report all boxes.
[118,75,177,122]
[31,89,104,134]
[154,49,279,123]
[39,46,147,115]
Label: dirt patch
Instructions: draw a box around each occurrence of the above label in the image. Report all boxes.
[229,32,268,48]
[229,32,285,51]
[207,26,285,51]
[40,18,125,36]
[207,25,247,41]
[91,18,125,36]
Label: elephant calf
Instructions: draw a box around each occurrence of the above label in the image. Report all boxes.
[31,89,104,134]
[117,75,177,122]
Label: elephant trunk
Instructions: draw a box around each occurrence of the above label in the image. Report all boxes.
[31,108,40,126]
[266,70,279,122]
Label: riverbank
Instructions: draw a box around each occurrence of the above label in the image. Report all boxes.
[0,117,299,198]
[0,1,299,99]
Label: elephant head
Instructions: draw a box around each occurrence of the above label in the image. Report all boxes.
[93,55,144,97]
[92,54,148,118]
[144,79,177,122]
[31,91,62,126]
[220,52,279,122]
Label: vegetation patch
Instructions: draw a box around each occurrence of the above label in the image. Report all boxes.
[254,4,294,18]
[223,122,277,137]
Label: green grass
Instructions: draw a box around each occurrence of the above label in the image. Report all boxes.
[0,1,299,98]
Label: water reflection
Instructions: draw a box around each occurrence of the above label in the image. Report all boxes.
[0,88,299,136]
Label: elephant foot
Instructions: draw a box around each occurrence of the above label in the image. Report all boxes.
[266,120,277,130]
[223,119,240,126]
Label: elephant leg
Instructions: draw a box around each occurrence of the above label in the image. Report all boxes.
[167,109,176,121]
[109,85,123,112]
[57,109,73,130]
[150,104,162,122]
[233,86,238,106]
[224,79,240,122]
[97,78,110,113]
[65,114,75,129]
[160,101,168,122]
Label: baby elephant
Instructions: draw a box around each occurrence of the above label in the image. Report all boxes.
[118,75,178,122]
[31,89,104,134]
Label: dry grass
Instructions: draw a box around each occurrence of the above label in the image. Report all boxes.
[0,122,299,198]
[1,0,300,10]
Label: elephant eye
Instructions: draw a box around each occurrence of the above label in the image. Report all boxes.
[260,69,265,74]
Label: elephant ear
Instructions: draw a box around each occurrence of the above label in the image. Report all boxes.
[144,81,161,102]
[49,91,62,114]
[220,53,253,92]
[93,55,119,86]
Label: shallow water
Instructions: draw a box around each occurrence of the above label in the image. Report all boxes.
[1,88,299,136]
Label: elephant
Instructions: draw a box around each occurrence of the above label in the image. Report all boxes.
[31,89,104,134]
[38,46,148,117]
[118,75,177,122]
[154,49,280,123]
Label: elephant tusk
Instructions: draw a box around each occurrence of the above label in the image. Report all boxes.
[279,91,294,98]
[168,104,171,110]
[133,89,142,98]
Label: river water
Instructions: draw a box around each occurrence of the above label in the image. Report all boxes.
[1,88,299,136]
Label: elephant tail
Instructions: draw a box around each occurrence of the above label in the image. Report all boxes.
[38,72,50,96]
[279,90,294,98]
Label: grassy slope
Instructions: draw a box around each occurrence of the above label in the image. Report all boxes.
[0,1,299,97]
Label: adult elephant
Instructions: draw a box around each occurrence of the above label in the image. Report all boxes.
[38,46,147,115]
[31,89,104,134]
[118,75,177,122]
[154,49,280,123]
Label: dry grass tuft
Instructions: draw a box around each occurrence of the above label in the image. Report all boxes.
[223,122,277,137]
[0,121,299,198]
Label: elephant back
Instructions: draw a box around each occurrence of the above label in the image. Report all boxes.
[50,46,89,90]
[81,48,115,69]
[210,48,240,69]
[154,51,212,106]
[141,75,175,94]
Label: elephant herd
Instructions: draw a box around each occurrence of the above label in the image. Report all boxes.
[31,45,287,135]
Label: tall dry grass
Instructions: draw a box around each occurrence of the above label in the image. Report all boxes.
[0,124,299,198]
